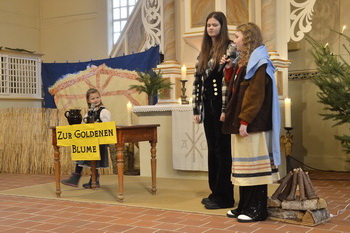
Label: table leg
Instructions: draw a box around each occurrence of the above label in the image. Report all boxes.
[54,145,61,198]
[116,143,125,202]
[91,161,97,189]
[150,142,157,194]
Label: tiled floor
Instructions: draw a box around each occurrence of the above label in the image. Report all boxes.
[0,171,349,233]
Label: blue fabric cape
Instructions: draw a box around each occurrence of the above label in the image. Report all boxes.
[244,45,281,165]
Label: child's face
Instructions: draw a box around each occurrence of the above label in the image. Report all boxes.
[206,17,221,39]
[234,31,244,51]
[88,92,101,107]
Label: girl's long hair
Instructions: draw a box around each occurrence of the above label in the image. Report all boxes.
[236,22,263,67]
[197,11,231,73]
[86,88,103,108]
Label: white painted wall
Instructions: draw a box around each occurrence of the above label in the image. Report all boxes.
[0,0,110,62]
[39,0,110,62]
[0,0,110,108]
[0,0,41,53]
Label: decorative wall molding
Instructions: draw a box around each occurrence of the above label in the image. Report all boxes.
[290,0,317,42]
[288,70,319,80]
[141,0,163,53]
[269,51,291,68]
[132,104,192,113]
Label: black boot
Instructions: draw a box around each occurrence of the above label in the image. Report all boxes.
[61,173,81,187]
[82,174,100,189]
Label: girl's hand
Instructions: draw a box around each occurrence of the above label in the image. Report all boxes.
[239,124,249,137]
[194,115,200,124]
[220,55,233,69]
[220,113,225,122]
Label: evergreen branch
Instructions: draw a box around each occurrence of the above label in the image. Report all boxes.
[306,33,350,154]
[335,134,350,154]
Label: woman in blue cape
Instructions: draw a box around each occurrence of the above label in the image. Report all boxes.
[221,22,281,222]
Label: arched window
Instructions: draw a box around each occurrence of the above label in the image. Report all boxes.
[112,0,139,44]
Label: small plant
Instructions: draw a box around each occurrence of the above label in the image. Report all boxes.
[129,69,172,104]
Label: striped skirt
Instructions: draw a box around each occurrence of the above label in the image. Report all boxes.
[231,131,279,186]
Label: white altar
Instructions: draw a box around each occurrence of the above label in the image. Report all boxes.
[132,104,209,180]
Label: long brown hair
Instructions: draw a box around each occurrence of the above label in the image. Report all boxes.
[86,88,103,108]
[197,11,231,73]
[236,22,263,67]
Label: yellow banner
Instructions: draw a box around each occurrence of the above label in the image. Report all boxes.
[71,137,100,160]
[93,122,117,144]
[56,121,117,160]
[56,122,117,146]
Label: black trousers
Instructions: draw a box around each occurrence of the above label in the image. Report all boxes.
[235,185,268,221]
[203,98,234,205]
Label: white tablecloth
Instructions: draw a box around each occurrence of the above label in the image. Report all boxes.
[172,110,208,171]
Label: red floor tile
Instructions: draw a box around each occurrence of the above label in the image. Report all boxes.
[0,171,349,233]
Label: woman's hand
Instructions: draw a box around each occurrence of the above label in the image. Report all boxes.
[194,115,201,124]
[220,113,225,122]
[220,55,233,69]
[239,124,249,137]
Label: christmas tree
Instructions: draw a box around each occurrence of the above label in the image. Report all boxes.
[306,32,350,154]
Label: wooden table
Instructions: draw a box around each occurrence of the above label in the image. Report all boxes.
[51,124,160,202]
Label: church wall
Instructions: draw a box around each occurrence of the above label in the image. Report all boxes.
[0,0,40,53]
[0,0,110,63]
[288,0,350,171]
[0,0,42,108]
[39,0,110,62]
[0,0,110,108]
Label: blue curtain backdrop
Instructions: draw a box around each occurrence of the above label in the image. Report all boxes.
[41,45,160,108]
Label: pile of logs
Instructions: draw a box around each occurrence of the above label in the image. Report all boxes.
[268,168,331,226]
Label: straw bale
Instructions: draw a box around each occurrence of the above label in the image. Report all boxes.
[0,107,114,175]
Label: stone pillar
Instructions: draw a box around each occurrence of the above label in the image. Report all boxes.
[260,0,291,177]
[163,0,176,60]
[261,0,277,51]
[260,0,290,100]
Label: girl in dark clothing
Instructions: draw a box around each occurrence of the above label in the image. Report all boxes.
[192,11,236,209]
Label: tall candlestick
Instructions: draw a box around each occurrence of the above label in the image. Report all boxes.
[127,101,132,125]
[181,65,187,80]
[284,98,292,128]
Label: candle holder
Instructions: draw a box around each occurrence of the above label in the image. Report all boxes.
[180,79,189,104]
[280,127,293,172]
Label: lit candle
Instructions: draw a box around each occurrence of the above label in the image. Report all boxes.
[181,65,187,80]
[342,25,346,33]
[284,98,292,128]
[127,101,132,125]
[178,98,182,105]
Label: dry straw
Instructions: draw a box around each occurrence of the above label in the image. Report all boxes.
[0,107,114,175]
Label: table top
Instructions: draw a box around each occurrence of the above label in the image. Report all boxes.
[50,124,160,130]
[116,124,160,129]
